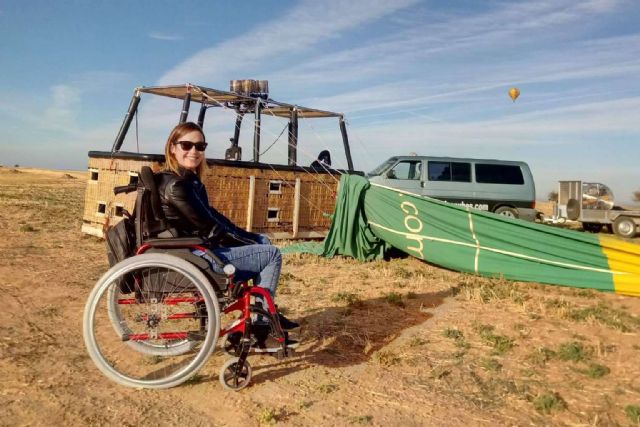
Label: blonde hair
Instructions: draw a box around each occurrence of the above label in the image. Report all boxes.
[163,122,208,177]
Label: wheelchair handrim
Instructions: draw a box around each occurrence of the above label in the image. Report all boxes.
[83,253,220,389]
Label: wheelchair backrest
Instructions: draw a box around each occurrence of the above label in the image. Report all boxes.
[135,166,171,247]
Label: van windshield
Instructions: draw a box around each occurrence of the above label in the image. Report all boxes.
[367,158,397,177]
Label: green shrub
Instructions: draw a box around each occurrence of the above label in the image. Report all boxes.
[318,383,338,394]
[568,303,640,332]
[20,223,36,232]
[332,292,362,307]
[443,328,463,340]
[533,392,567,414]
[557,342,589,362]
[625,405,640,424]
[349,415,373,424]
[584,363,610,379]
[374,350,401,366]
[479,357,502,371]
[476,324,514,354]
[385,292,405,307]
[528,347,556,367]
[258,407,278,424]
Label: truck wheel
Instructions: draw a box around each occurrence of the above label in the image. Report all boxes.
[582,222,603,233]
[613,216,637,238]
[494,206,519,219]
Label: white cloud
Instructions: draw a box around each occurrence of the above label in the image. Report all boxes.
[136,0,422,157]
[0,78,129,169]
[346,96,640,153]
[157,0,419,85]
[149,32,183,41]
[42,85,81,129]
[67,71,130,93]
[289,9,634,85]
[0,69,130,135]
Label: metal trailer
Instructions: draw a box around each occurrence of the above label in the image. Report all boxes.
[557,180,640,238]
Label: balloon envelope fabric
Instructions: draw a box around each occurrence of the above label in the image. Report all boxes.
[309,174,640,297]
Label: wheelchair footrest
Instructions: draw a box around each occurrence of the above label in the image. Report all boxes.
[250,339,299,355]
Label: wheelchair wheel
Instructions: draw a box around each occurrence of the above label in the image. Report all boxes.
[107,283,198,357]
[83,253,220,389]
[219,357,252,391]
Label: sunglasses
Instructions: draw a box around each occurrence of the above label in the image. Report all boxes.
[174,141,208,151]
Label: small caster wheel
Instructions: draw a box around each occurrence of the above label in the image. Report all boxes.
[219,357,252,391]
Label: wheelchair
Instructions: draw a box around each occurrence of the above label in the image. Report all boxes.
[83,167,296,390]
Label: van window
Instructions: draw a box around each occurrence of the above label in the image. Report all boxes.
[368,157,397,177]
[475,164,524,184]
[387,160,421,180]
[428,161,471,182]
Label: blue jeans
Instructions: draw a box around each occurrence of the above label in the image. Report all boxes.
[196,244,282,298]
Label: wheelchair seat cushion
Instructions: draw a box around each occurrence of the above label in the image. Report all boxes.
[143,237,206,248]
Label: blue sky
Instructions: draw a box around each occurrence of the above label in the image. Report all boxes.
[1,0,639,202]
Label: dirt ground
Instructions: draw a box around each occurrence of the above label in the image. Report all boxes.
[1,167,639,427]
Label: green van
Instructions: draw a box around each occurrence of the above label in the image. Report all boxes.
[367,156,538,221]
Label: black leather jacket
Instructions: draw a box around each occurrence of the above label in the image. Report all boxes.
[156,169,263,246]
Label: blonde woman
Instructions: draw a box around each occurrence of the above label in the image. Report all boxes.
[157,122,299,339]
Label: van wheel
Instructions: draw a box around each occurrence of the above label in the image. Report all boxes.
[494,206,519,219]
[613,216,637,238]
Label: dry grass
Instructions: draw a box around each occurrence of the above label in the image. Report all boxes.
[1,167,640,426]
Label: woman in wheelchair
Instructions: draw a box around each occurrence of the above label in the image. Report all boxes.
[158,122,299,343]
[83,122,300,390]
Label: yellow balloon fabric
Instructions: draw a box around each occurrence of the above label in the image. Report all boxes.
[509,87,520,102]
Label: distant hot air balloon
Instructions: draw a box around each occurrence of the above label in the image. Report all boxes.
[509,87,520,102]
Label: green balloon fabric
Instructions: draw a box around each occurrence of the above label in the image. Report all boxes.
[283,174,640,296]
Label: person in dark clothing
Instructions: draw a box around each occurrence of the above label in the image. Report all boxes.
[158,122,299,332]
[310,150,332,172]
[156,169,268,247]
